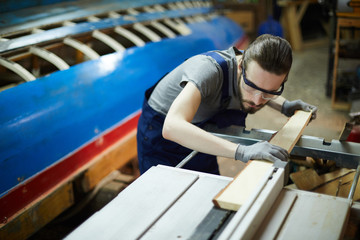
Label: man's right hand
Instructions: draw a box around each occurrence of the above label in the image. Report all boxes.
[235,141,289,163]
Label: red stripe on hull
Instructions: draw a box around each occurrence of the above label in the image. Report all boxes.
[235,36,249,50]
[0,112,141,223]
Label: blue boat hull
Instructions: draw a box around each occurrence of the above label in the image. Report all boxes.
[0,16,246,220]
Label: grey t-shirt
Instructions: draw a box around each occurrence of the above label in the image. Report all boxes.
[148,47,242,123]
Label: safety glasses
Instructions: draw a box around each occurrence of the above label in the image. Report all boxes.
[241,62,284,100]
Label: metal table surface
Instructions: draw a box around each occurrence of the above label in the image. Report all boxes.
[65,165,355,240]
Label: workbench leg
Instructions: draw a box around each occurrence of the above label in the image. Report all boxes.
[331,18,340,108]
[284,5,303,51]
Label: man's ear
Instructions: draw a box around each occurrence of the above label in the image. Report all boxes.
[237,58,243,72]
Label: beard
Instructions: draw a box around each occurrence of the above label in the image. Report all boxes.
[237,75,267,114]
[240,99,266,114]
[238,89,267,114]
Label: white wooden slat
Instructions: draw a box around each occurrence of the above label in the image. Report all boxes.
[143,6,156,13]
[164,18,191,36]
[92,30,125,52]
[194,1,202,7]
[127,8,139,15]
[63,21,76,26]
[167,3,178,10]
[150,21,176,38]
[133,23,161,42]
[254,190,298,239]
[141,175,231,239]
[185,16,195,23]
[63,37,100,60]
[65,166,199,240]
[29,46,69,70]
[176,2,187,9]
[31,28,44,33]
[194,15,206,22]
[108,11,121,18]
[153,4,166,12]
[87,16,100,22]
[184,1,194,8]
[114,26,145,47]
[0,57,36,81]
[174,18,187,25]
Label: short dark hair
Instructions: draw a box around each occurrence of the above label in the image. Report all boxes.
[243,34,292,76]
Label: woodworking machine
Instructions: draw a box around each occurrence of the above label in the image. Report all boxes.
[66,127,360,240]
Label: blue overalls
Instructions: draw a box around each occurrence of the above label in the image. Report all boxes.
[137,52,247,174]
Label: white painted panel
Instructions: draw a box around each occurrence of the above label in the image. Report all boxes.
[142,175,231,239]
[65,166,199,240]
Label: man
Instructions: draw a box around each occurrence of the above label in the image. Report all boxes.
[137,34,317,175]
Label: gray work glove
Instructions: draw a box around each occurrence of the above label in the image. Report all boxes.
[281,100,318,120]
[235,141,289,163]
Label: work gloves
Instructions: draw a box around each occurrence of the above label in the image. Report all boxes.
[235,141,289,163]
[281,99,318,120]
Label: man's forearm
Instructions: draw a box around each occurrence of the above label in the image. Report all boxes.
[163,118,238,159]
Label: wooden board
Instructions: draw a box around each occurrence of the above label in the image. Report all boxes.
[0,182,74,240]
[314,172,360,200]
[291,168,355,191]
[290,168,323,190]
[213,111,312,211]
[82,129,137,192]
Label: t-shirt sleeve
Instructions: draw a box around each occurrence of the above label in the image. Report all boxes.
[179,55,222,99]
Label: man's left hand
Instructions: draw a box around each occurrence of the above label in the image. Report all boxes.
[281,99,317,120]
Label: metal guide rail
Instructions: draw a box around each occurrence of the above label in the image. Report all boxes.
[205,125,360,169]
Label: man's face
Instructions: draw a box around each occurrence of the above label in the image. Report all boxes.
[239,61,286,114]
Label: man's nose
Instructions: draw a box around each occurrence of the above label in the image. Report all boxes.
[252,93,265,105]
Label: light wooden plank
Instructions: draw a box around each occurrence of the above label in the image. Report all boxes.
[213,160,273,211]
[213,111,312,211]
[269,110,312,150]
[314,172,360,200]
[65,166,199,240]
[290,168,323,190]
[291,168,355,191]
[141,175,231,239]
[319,168,354,183]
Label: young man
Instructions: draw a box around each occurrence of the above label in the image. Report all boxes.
[137,34,317,174]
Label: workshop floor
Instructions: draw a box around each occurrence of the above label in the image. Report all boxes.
[218,43,351,178]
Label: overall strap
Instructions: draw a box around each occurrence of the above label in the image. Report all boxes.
[201,52,229,102]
